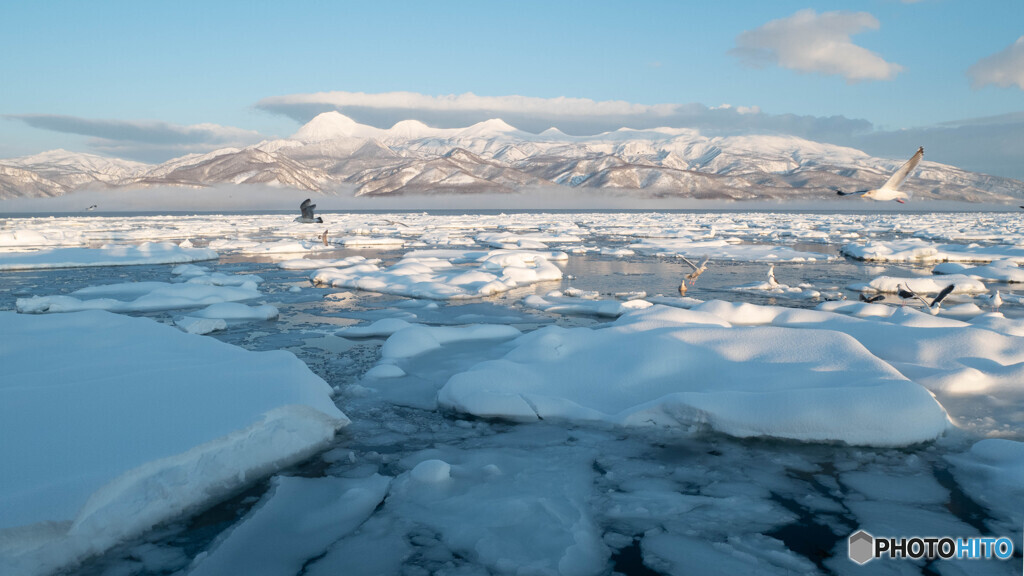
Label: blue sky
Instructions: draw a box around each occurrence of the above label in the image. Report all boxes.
[2,1,1022,177]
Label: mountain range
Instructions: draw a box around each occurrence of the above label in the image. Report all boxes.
[2,112,1021,203]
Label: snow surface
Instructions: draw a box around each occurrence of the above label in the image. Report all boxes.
[0,310,348,575]
[438,305,948,446]
[3,210,1024,576]
[312,249,564,300]
[0,242,216,271]
[523,291,653,317]
[16,280,262,314]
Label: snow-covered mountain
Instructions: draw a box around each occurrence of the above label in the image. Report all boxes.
[2,113,1022,203]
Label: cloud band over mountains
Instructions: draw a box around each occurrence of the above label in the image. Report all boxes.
[4,115,262,161]
[255,91,872,144]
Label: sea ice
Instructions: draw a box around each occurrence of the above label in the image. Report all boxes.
[437,305,949,446]
[630,238,834,262]
[523,292,652,317]
[934,260,1024,283]
[277,255,380,270]
[312,249,564,300]
[16,281,262,314]
[842,239,1024,264]
[0,242,216,271]
[0,310,349,576]
[186,474,390,576]
[850,274,987,295]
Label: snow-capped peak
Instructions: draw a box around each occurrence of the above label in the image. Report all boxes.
[455,118,521,138]
[388,119,434,139]
[291,111,384,142]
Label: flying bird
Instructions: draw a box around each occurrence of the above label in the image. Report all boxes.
[837,147,924,204]
[681,255,710,285]
[295,198,324,223]
[897,283,955,315]
[859,293,884,303]
[677,255,709,295]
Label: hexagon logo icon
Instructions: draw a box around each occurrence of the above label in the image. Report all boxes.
[848,530,874,565]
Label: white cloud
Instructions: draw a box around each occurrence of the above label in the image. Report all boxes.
[5,115,263,162]
[255,90,868,141]
[968,36,1024,90]
[732,9,903,83]
[258,91,678,121]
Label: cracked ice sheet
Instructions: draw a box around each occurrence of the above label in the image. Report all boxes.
[0,310,348,576]
[629,238,835,262]
[942,441,1024,576]
[437,305,948,446]
[311,249,565,300]
[188,474,391,576]
[306,429,609,576]
[0,242,216,270]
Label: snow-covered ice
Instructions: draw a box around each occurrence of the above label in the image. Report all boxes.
[438,305,948,446]
[312,249,564,300]
[0,242,216,271]
[0,310,348,575]
[3,209,1024,576]
[523,291,653,317]
[850,274,988,295]
[16,280,262,314]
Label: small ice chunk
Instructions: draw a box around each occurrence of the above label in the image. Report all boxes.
[411,459,452,483]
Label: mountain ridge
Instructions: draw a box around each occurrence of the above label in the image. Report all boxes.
[1,112,1021,203]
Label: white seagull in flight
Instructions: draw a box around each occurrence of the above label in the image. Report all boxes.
[678,255,709,295]
[837,147,924,204]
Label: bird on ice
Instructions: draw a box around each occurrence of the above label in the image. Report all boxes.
[896,283,955,315]
[837,147,924,204]
[678,255,709,295]
[982,290,1002,311]
[766,264,779,288]
[295,199,324,223]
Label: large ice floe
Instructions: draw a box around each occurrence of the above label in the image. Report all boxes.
[437,305,949,446]
[311,249,565,299]
[0,310,349,576]
[0,242,216,271]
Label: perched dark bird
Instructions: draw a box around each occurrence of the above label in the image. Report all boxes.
[296,199,324,223]
[859,293,884,303]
